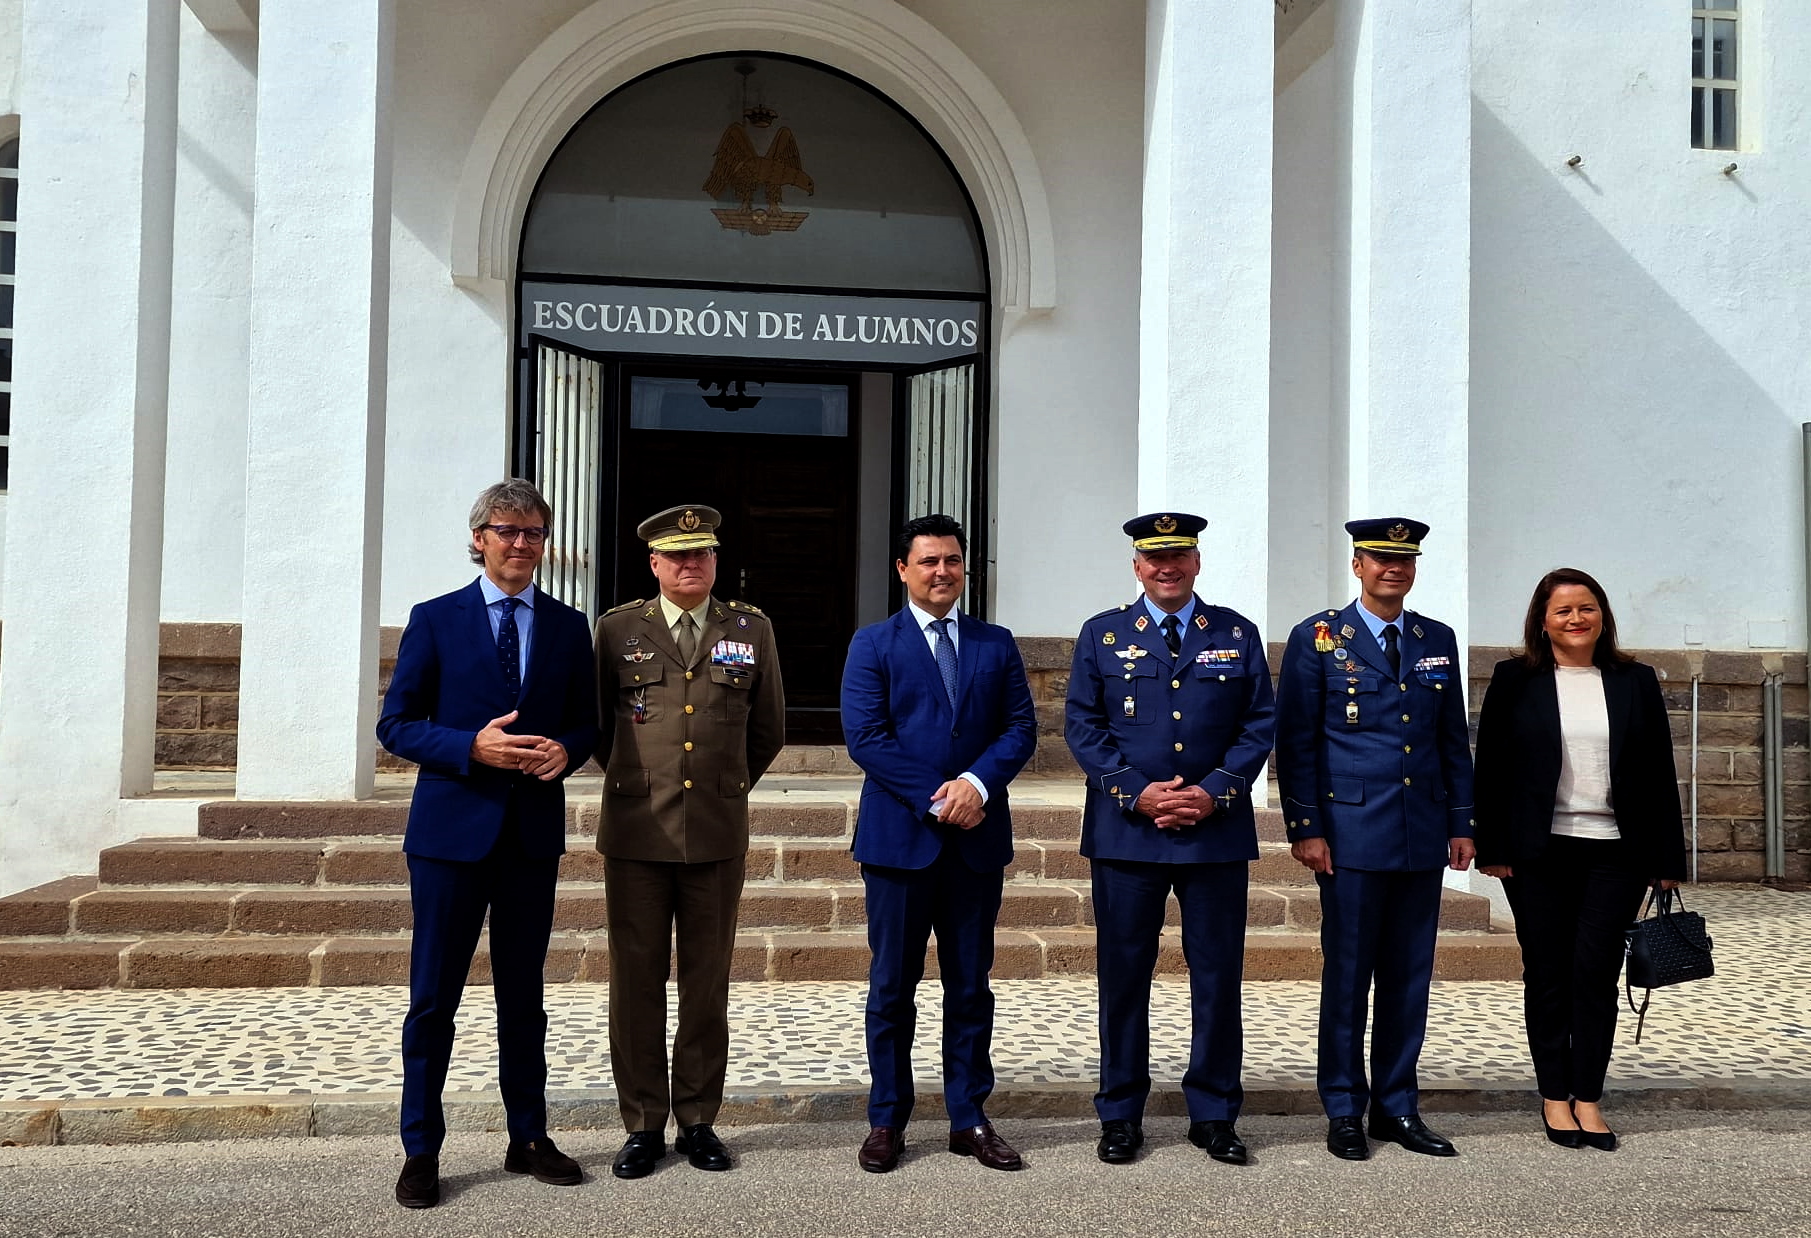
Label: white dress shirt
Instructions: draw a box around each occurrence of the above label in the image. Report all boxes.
[905,601,989,807]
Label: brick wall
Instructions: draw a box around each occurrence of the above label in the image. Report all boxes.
[145,626,1809,881]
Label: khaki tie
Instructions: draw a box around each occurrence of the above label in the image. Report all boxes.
[677,611,698,666]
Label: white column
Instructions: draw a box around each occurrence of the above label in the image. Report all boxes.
[0,1,179,896]
[236,0,393,800]
[1334,0,1473,892]
[1334,0,1471,647]
[1139,0,1273,619]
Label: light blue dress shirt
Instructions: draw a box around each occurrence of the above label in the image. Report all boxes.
[477,575,535,680]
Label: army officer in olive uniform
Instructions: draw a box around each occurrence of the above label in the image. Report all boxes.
[1064,513,1276,1168]
[595,505,786,1180]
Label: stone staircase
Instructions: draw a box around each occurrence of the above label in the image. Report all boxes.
[0,777,1519,989]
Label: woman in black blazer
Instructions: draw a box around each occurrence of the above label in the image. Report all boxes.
[1474,568,1685,1152]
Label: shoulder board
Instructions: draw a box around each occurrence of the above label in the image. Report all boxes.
[1086,605,1127,623]
[727,599,766,617]
[604,599,645,616]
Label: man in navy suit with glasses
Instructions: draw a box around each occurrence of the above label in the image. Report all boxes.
[840,514,1038,1174]
[378,479,600,1208]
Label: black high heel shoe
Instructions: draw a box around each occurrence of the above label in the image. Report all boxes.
[1572,1102,1618,1152]
[1542,1106,1583,1149]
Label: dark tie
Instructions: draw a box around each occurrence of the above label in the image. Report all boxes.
[931,617,959,709]
[1383,623,1401,680]
[1160,614,1181,659]
[497,596,521,699]
[677,611,698,667]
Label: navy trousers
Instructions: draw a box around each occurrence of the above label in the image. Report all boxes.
[1314,866,1443,1119]
[862,844,1004,1130]
[400,824,559,1156]
[1091,857,1248,1123]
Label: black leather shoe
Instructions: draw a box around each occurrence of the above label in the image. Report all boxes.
[1578,1126,1618,1152]
[859,1126,904,1173]
[1187,1120,1248,1165]
[1327,1117,1369,1161]
[675,1123,732,1171]
[1096,1119,1144,1164]
[504,1136,582,1185]
[1368,1114,1458,1157]
[1544,1117,1584,1149]
[611,1130,667,1179]
[395,1153,439,1208]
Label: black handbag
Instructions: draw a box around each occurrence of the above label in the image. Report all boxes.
[1624,885,1714,1043]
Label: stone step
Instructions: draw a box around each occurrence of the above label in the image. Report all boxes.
[0,872,1491,937]
[0,924,1522,990]
[94,832,1308,889]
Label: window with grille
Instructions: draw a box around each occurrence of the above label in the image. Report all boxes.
[1692,4,1739,150]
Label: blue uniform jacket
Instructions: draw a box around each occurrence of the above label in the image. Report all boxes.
[841,608,1038,871]
[1063,597,1276,864]
[376,580,601,863]
[1273,600,1475,872]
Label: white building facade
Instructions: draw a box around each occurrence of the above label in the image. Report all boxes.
[0,0,1805,897]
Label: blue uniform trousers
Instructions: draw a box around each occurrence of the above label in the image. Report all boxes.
[1092,857,1248,1123]
[862,845,1004,1130]
[1314,866,1442,1118]
[400,823,558,1156]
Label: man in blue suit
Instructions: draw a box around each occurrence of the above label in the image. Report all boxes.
[377,479,600,1208]
[840,514,1038,1174]
[1274,517,1476,1161]
[1064,513,1275,1167]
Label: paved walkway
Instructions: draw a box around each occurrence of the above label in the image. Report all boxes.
[2,886,1805,1144]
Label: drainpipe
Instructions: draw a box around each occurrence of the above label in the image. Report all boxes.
[1690,675,1700,884]
[1764,673,1785,879]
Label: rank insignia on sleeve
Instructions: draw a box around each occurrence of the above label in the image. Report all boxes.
[1313,620,1334,653]
[1103,632,1116,646]
[1133,615,1149,633]
[1194,614,1209,630]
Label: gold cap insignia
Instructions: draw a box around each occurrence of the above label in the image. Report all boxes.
[1387,523,1409,542]
[1154,515,1178,534]
[678,509,701,533]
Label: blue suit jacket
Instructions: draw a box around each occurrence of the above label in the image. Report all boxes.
[377,580,600,863]
[841,608,1037,872]
[1064,597,1276,864]
[1274,600,1475,871]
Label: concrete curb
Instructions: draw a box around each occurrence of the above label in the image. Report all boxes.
[6,1078,1810,1147]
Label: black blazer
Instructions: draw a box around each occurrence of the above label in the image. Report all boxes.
[1473,657,1686,879]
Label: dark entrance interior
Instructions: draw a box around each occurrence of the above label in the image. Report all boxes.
[613,365,858,743]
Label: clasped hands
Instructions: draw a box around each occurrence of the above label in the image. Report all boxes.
[930,778,985,830]
[1136,777,1216,830]
[471,710,569,780]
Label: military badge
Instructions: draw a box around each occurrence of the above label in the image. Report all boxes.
[1103,632,1116,646]
[1340,624,1355,640]
[1232,625,1243,638]
[1134,615,1149,633]
[1195,614,1209,630]
[738,616,750,628]
[678,509,702,533]
[1154,515,1178,534]
[622,650,656,663]
[1412,624,1425,639]
[1313,620,1334,653]
[710,639,755,666]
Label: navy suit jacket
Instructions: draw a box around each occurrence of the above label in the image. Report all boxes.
[1064,597,1276,865]
[841,608,1037,871]
[1274,600,1475,871]
[377,579,600,863]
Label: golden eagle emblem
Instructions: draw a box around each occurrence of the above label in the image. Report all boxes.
[703,124,815,236]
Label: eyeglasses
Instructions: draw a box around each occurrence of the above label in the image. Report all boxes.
[482,524,549,545]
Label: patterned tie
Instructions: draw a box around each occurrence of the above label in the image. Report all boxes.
[1160,614,1181,659]
[497,596,521,700]
[1383,623,1401,680]
[677,611,698,667]
[931,617,959,709]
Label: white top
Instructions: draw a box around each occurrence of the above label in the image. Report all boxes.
[902,601,987,807]
[1552,665,1619,840]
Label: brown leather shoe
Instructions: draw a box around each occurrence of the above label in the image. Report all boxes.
[858,1125,904,1173]
[948,1122,1023,1171]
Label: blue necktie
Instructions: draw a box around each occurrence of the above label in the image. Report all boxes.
[497,596,521,700]
[931,617,958,710]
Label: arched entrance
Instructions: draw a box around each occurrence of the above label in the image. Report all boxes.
[516,53,989,742]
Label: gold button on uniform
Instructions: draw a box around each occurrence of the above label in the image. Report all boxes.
[1401,714,1410,722]
[633,674,642,683]
[685,670,694,680]
[1174,742,1184,752]
[1403,777,1412,786]
[1403,745,1412,753]
[1172,711,1182,720]
[683,779,694,789]
[1348,687,1357,695]
[1399,684,1408,692]
[684,742,694,752]
[1171,679,1180,689]
[684,704,695,714]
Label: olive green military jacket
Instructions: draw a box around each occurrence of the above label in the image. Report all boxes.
[594,594,786,863]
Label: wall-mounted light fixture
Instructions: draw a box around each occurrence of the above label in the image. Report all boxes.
[1722,162,1739,176]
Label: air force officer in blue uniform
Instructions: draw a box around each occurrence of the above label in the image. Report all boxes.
[377,480,600,1208]
[1064,513,1276,1167]
[1274,518,1476,1162]
[841,514,1038,1174]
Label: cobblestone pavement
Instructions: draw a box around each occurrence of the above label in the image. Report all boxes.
[2,886,1802,1121]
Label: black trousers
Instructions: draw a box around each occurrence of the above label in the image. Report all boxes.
[1500,835,1650,1103]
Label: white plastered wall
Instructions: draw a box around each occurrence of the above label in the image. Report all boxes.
[1469,0,1811,651]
